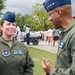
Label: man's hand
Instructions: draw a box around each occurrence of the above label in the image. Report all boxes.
[42,59,53,75]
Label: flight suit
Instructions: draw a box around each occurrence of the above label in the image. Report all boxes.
[0,36,34,75]
[50,19,75,75]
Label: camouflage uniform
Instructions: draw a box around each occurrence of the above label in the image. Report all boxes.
[50,20,75,75]
[0,36,34,75]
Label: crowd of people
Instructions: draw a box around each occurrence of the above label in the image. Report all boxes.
[41,29,60,46]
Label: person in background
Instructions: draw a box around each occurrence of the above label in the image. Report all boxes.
[42,0,75,75]
[52,28,59,46]
[41,32,44,41]
[16,25,21,41]
[0,11,34,75]
[47,29,53,45]
[25,25,30,45]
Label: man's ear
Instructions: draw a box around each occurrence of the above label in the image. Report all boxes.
[57,9,62,18]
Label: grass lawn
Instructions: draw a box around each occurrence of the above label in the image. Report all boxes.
[27,47,56,75]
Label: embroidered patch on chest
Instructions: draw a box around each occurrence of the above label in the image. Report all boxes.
[2,50,10,57]
[13,50,22,55]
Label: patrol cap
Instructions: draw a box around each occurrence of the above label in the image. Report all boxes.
[2,11,16,22]
[43,0,71,12]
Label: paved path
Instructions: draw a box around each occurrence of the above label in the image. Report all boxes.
[24,41,58,53]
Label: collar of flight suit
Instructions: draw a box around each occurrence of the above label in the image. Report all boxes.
[61,19,75,32]
[0,36,18,46]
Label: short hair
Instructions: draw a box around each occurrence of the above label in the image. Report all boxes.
[1,20,4,26]
[54,5,72,18]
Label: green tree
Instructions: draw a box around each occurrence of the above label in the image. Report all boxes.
[31,3,53,31]
[16,13,22,25]
[16,13,31,31]
[0,0,6,17]
[0,0,7,24]
[16,3,53,31]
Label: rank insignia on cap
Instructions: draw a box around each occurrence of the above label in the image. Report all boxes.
[3,50,10,57]
[59,41,65,48]
[43,0,71,12]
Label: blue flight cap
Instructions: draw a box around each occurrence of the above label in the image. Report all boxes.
[2,11,16,22]
[43,0,71,12]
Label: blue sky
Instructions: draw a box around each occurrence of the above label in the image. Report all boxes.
[2,0,75,16]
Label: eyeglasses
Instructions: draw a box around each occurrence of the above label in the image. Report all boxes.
[48,11,56,17]
[48,8,64,18]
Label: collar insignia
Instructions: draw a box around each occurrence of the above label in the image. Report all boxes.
[59,41,65,48]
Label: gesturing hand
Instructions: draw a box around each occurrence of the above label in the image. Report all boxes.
[42,59,53,75]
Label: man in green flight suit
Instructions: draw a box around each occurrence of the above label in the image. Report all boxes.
[0,11,34,75]
[42,0,75,75]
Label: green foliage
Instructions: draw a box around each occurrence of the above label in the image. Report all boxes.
[15,3,53,31]
[0,0,6,17]
[31,3,52,31]
[27,47,56,75]
[16,13,32,31]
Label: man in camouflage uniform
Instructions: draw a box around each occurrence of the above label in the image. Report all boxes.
[42,0,75,75]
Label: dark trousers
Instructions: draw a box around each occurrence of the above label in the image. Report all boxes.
[26,33,30,45]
